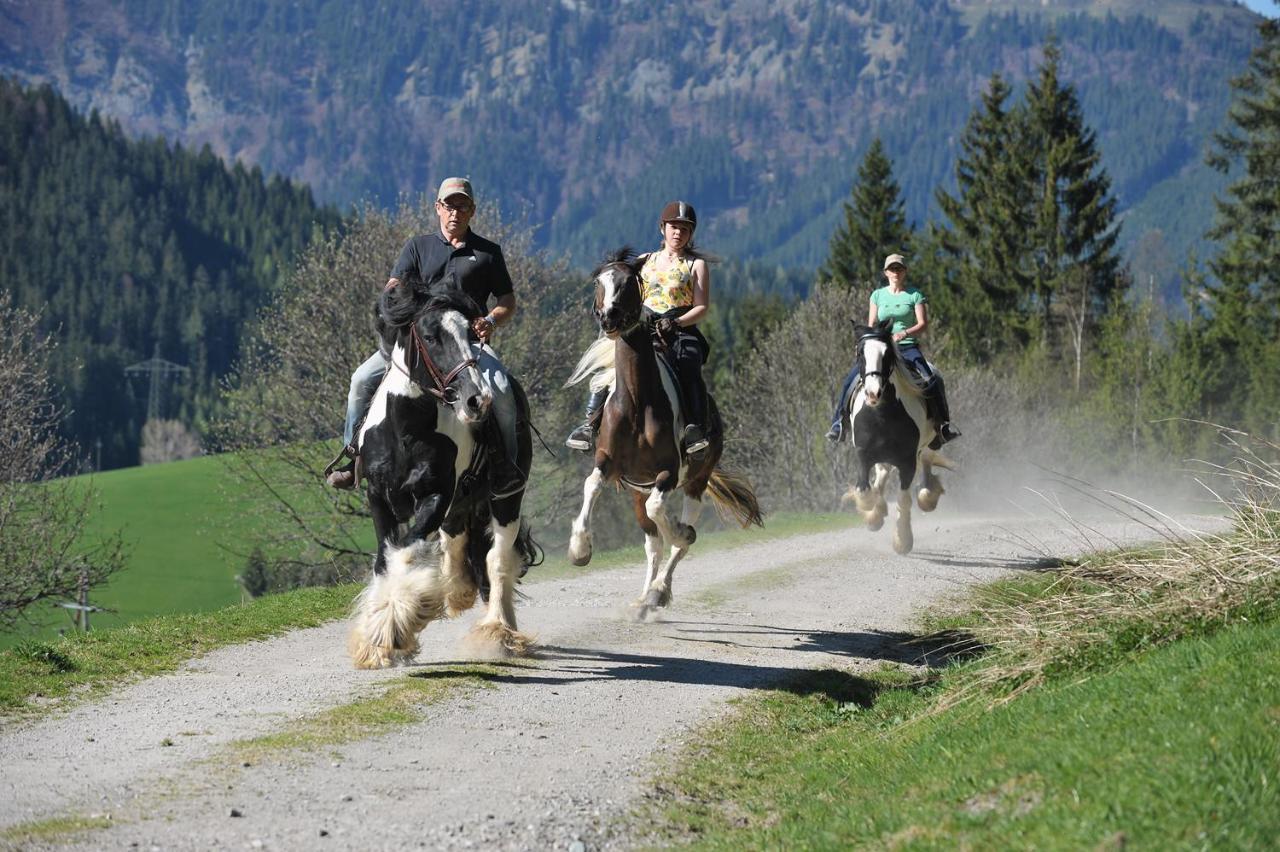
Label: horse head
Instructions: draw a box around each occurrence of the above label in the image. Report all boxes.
[379,275,492,424]
[854,318,896,407]
[591,247,644,338]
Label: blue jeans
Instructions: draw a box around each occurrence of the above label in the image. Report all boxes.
[831,345,934,426]
[344,351,389,446]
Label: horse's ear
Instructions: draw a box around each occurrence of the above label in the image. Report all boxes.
[877,318,894,334]
[851,322,871,337]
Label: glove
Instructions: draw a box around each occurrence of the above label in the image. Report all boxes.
[653,316,679,347]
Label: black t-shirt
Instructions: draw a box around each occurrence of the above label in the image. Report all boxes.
[390,231,514,310]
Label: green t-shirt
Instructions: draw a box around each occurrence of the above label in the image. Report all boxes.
[870,286,926,345]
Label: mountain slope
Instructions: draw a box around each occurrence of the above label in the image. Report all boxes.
[0,1,1262,290]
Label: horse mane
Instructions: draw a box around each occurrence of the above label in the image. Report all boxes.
[564,336,615,393]
[590,246,640,279]
[379,269,482,328]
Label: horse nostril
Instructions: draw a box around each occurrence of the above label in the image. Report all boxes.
[466,394,484,413]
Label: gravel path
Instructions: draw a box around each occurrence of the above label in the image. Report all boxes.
[0,510,1211,851]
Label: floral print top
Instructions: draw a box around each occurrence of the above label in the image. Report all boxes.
[640,252,696,313]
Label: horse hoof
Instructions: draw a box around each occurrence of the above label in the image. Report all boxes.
[866,517,885,532]
[682,526,697,547]
[568,533,593,566]
[464,622,534,659]
[893,537,914,555]
[643,589,663,609]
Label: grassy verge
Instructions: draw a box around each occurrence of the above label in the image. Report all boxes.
[0,510,849,718]
[646,433,1280,849]
[0,815,114,848]
[228,664,506,762]
[0,584,358,715]
[650,616,1279,850]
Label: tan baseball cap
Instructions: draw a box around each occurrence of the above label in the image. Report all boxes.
[436,177,474,202]
[883,253,907,270]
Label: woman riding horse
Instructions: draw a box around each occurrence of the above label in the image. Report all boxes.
[564,246,762,618]
[566,200,713,459]
[826,253,961,446]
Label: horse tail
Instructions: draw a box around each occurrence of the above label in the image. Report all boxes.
[565,336,615,393]
[706,468,765,529]
[348,541,447,669]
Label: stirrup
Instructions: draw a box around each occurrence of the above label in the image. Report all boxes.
[323,443,357,477]
[565,423,593,452]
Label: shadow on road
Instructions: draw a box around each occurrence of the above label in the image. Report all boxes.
[408,623,982,706]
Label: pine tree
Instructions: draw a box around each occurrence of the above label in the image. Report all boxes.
[935,73,1034,353]
[820,138,912,291]
[1203,19,1280,434]
[1020,39,1121,352]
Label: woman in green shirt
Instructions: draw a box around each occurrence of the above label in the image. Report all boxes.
[826,253,961,444]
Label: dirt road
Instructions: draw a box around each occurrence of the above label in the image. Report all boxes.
[0,510,1209,851]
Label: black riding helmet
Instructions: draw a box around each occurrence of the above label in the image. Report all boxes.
[660,200,697,231]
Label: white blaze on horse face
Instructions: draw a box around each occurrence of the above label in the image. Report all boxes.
[863,339,888,405]
[597,267,629,336]
[439,311,492,423]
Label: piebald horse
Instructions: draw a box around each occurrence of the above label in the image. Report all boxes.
[843,320,953,555]
[565,248,763,618]
[348,280,537,668]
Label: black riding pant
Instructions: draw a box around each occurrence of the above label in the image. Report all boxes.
[665,328,709,431]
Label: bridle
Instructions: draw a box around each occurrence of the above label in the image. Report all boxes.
[859,332,894,385]
[390,319,477,405]
[596,264,643,337]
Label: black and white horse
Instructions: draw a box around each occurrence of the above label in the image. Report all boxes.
[843,320,952,555]
[348,280,537,668]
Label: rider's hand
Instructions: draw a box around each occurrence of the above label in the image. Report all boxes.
[892,331,907,342]
[654,316,679,344]
[472,316,496,342]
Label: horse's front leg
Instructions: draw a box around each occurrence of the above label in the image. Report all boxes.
[917,452,945,513]
[629,489,664,618]
[568,463,608,566]
[438,526,476,617]
[850,450,887,530]
[644,494,703,612]
[469,517,533,656]
[349,488,449,670]
[892,461,917,555]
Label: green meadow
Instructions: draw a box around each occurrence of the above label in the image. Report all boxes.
[2,455,341,645]
[1,450,851,650]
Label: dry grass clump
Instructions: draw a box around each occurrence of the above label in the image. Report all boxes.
[946,427,1279,708]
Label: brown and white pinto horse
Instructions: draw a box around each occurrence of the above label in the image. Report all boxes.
[565,248,762,618]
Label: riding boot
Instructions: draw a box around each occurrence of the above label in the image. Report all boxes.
[924,376,962,445]
[484,416,526,498]
[679,365,710,458]
[325,443,359,490]
[565,387,608,452]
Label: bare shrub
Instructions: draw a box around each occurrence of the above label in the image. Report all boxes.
[139,418,202,464]
[0,294,126,628]
[213,198,603,582]
[717,283,868,511]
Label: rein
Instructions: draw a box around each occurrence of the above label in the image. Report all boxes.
[389,321,477,405]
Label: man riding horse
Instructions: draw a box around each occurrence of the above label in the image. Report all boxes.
[327,177,525,497]
[565,200,714,460]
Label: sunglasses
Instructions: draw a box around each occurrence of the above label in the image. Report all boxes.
[438,199,474,214]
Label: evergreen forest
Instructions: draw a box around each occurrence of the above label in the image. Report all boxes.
[0,79,342,469]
